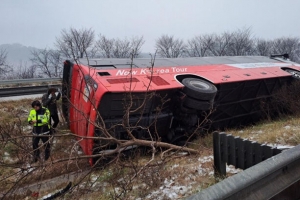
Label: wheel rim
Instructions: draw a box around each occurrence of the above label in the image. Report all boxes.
[190,80,210,90]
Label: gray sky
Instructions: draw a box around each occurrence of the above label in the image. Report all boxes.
[1,0,300,53]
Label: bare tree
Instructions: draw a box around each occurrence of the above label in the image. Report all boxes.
[254,39,274,56]
[95,35,145,58]
[186,30,253,57]
[130,36,145,58]
[229,28,255,56]
[113,38,132,58]
[0,48,12,77]
[0,48,7,66]
[186,35,212,57]
[55,27,95,59]
[30,48,62,78]
[16,64,37,79]
[271,37,300,62]
[155,35,186,58]
[207,32,233,56]
[95,35,115,58]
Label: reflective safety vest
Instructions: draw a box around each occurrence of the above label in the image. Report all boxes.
[27,107,51,134]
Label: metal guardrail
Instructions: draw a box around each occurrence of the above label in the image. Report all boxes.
[187,144,300,200]
[0,84,61,97]
[213,132,282,176]
[0,78,61,85]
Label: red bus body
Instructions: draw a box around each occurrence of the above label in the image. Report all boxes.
[62,56,300,165]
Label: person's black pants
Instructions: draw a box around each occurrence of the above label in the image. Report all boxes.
[32,134,51,161]
[50,113,59,128]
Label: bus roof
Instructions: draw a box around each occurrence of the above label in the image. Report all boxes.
[78,56,289,69]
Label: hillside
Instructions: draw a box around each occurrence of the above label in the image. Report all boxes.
[0,43,40,67]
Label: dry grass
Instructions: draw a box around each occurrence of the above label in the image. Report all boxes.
[1,94,300,199]
[64,144,215,200]
[225,115,300,146]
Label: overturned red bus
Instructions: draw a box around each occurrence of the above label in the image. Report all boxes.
[62,55,300,165]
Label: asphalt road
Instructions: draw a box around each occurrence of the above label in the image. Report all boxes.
[0,94,43,102]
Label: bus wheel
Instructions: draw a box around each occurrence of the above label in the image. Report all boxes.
[183,97,213,110]
[182,78,217,101]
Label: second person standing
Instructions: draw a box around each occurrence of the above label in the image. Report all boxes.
[42,87,61,132]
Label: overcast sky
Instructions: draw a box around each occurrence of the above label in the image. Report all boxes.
[1,0,300,53]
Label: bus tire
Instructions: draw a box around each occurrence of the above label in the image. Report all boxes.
[182,78,217,101]
[183,96,213,111]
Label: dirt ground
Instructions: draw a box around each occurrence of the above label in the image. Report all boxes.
[0,99,299,199]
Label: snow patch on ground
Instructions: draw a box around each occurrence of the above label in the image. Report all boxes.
[3,152,18,164]
[267,143,295,150]
[23,125,32,132]
[226,165,242,174]
[0,94,43,102]
[145,178,192,200]
[198,155,213,163]
[171,164,179,169]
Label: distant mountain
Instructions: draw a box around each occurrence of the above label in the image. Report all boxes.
[0,43,39,66]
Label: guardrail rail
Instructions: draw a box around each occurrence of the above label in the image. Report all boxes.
[0,78,62,97]
[187,143,300,200]
[0,78,61,85]
[0,84,61,97]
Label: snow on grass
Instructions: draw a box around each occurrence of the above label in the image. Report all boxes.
[226,165,242,174]
[23,125,32,132]
[3,152,18,164]
[267,144,295,150]
[145,178,192,200]
[198,155,213,163]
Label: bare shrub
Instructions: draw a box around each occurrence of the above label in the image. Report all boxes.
[261,80,300,120]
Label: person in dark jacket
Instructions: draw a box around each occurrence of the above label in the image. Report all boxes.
[28,100,51,162]
[42,88,61,131]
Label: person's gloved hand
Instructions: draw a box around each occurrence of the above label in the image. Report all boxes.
[48,94,52,99]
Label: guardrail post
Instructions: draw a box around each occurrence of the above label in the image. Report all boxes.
[213,132,226,176]
[235,137,244,169]
[262,144,273,161]
[253,142,262,165]
[227,135,236,166]
[212,132,284,177]
[245,140,253,168]
[220,133,228,163]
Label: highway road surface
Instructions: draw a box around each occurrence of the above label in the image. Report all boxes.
[0,94,43,102]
